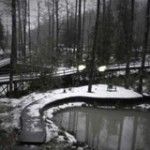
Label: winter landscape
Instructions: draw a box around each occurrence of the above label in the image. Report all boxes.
[0,0,150,150]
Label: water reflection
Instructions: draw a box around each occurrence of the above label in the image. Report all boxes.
[53,107,150,150]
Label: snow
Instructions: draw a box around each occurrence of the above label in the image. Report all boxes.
[0,58,10,68]
[135,104,150,110]
[45,117,76,143]
[16,84,141,143]
[43,102,84,142]
[108,60,150,71]
[25,84,141,120]
[64,131,77,143]
[0,84,143,143]
[0,85,142,129]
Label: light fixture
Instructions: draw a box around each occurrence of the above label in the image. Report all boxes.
[78,65,86,71]
[98,65,107,72]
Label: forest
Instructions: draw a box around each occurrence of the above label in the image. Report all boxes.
[0,0,150,95]
[0,0,150,150]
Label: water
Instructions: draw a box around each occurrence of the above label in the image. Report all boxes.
[53,107,150,150]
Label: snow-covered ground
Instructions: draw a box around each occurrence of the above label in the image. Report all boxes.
[0,58,10,68]
[25,84,142,120]
[0,84,143,130]
[0,84,149,148]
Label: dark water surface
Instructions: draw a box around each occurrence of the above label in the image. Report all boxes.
[53,107,150,150]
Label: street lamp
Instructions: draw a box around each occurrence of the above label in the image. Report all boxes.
[75,65,86,86]
[97,65,107,72]
[97,65,107,86]
[78,64,86,72]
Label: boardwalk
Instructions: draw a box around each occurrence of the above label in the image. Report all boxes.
[0,58,10,68]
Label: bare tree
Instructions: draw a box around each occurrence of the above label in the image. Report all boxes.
[88,0,101,92]
[65,0,69,39]
[73,0,78,62]
[10,0,17,93]
[82,0,86,54]
[138,0,150,93]
[37,0,41,53]
[22,0,27,61]
[17,0,23,59]
[28,0,31,63]
[46,0,51,39]
[52,0,55,52]
[77,0,82,66]
[125,0,135,89]
[55,0,59,51]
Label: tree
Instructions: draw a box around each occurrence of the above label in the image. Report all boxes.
[81,0,87,53]
[46,0,52,62]
[28,0,31,63]
[73,0,78,63]
[96,0,114,65]
[17,0,23,59]
[37,0,41,53]
[125,0,135,89]
[76,0,82,65]
[23,0,27,61]
[52,0,55,53]
[114,0,131,65]
[10,0,17,93]
[0,18,4,51]
[55,0,59,52]
[88,0,101,92]
[138,0,150,93]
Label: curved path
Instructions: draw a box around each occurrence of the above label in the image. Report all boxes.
[18,85,142,144]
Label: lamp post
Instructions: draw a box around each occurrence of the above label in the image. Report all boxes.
[88,65,107,92]
[97,65,107,72]
[98,65,117,91]
[75,64,86,86]
[97,65,107,87]
[78,64,86,72]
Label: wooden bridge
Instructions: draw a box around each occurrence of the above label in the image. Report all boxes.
[0,57,150,96]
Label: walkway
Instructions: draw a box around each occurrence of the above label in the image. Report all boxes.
[0,58,10,68]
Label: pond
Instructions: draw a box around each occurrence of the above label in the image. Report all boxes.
[52,107,150,150]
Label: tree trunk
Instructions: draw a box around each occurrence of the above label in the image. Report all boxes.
[82,0,86,55]
[10,0,17,93]
[23,0,27,61]
[37,1,40,53]
[77,0,82,65]
[55,0,59,52]
[47,0,51,38]
[103,0,106,22]
[138,0,150,93]
[73,0,78,64]
[17,0,23,60]
[75,0,82,86]
[28,0,31,64]
[47,0,51,61]
[65,0,69,41]
[88,0,100,92]
[125,0,135,89]
[52,0,55,52]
